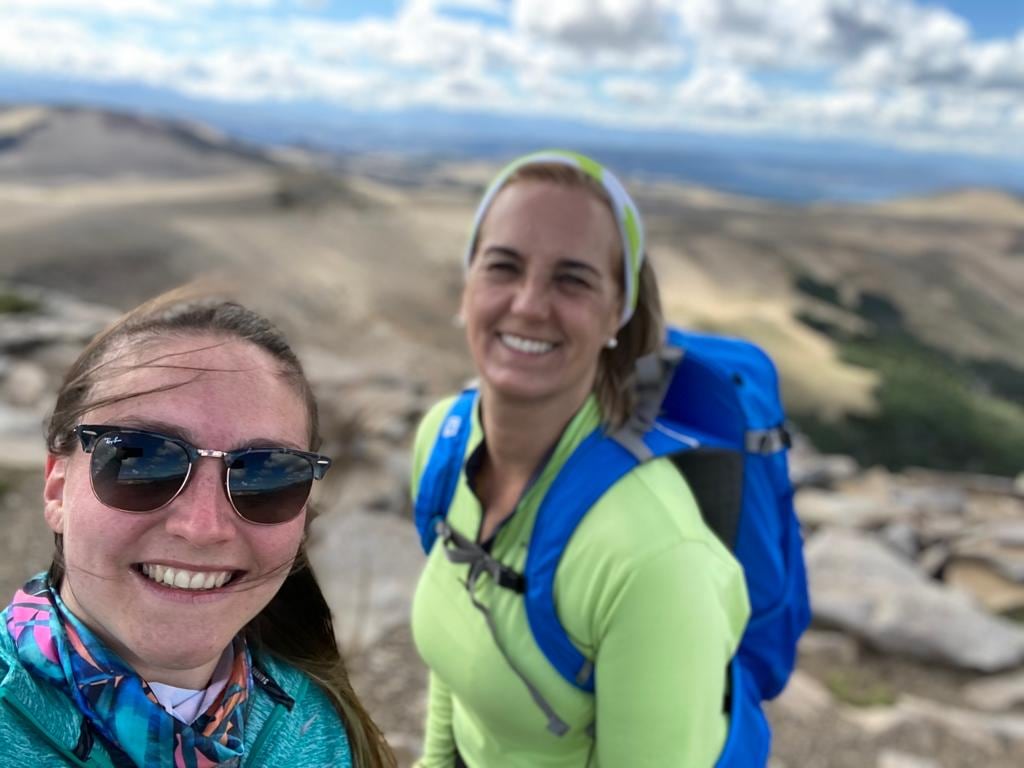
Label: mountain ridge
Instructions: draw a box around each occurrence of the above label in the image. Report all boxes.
[1,104,1021,474]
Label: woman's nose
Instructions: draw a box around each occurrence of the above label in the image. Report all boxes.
[510,277,550,319]
[163,459,238,545]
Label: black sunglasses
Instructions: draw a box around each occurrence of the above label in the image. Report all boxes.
[74,425,331,525]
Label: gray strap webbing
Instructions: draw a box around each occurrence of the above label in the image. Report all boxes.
[610,430,652,462]
[437,521,571,736]
[745,425,791,454]
[437,521,525,592]
[611,343,684,461]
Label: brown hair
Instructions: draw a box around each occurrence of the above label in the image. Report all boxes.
[45,286,396,768]
[474,163,665,428]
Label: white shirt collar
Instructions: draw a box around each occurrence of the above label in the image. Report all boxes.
[147,644,235,725]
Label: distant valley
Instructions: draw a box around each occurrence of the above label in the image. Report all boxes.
[1,103,1022,475]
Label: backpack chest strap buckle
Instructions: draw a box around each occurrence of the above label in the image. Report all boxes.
[436,521,526,593]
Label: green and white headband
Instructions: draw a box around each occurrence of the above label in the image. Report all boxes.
[463,149,646,329]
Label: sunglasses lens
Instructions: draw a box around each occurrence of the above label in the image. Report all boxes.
[90,432,190,512]
[227,451,313,524]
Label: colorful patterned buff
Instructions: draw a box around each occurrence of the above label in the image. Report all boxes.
[463,149,646,328]
[4,574,251,768]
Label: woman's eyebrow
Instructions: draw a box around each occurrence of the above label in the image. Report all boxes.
[481,245,522,260]
[110,419,305,451]
[483,247,601,275]
[558,259,602,277]
[114,418,197,444]
[243,437,307,451]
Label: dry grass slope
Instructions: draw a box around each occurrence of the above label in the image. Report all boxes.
[2,105,1022,470]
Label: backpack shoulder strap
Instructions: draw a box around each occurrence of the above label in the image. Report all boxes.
[414,388,477,554]
[523,420,702,692]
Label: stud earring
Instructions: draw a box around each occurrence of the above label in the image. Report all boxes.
[605,337,618,349]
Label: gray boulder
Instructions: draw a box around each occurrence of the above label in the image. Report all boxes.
[796,488,906,530]
[788,442,859,489]
[1,360,49,407]
[806,527,1024,671]
[964,669,1024,712]
[877,751,940,768]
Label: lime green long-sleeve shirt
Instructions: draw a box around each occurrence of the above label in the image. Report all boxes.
[411,395,750,768]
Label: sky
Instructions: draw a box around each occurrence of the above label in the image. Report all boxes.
[0,0,1022,160]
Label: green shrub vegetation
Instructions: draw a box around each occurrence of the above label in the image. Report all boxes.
[0,292,40,314]
[794,275,843,307]
[823,668,898,708]
[792,282,1024,477]
[966,358,1024,404]
[1004,606,1024,626]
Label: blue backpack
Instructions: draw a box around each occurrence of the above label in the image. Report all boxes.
[414,327,811,766]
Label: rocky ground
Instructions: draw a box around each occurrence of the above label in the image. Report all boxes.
[3,285,1024,768]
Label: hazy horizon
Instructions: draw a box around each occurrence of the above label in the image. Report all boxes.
[1,0,1022,203]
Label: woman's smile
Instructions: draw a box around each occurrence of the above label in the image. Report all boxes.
[135,563,238,591]
[47,334,310,687]
[497,332,559,356]
[462,180,622,411]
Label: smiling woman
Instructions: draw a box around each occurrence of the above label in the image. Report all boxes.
[409,151,750,767]
[0,289,396,768]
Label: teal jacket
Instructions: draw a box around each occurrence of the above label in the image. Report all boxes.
[0,627,352,767]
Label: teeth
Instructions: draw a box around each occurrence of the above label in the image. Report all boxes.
[140,563,233,591]
[501,334,554,355]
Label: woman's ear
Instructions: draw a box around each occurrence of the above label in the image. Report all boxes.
[43,454,68,534]
[607,295,624,341]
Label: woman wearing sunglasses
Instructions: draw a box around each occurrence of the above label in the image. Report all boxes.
[0,290,396,767]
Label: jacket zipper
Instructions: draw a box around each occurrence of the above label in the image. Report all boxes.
[245,670,307,765]
[245,701,285,765]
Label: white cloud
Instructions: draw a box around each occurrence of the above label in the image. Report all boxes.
[673,65,765,115]
[512,0,676,53]
[590,45,686,72]
[288,13,525,74]
[416,69,508,109]
[403,0,507,16]
[0,0,1020,158]
[602,77,662,106]
[679,0,1014,98]
[517,68,587,106]
[679,0,971,73]
[680,0,833,68]
[969,36,1024,89]
[1012,104,1024,128]
[932,91,1018,132]
[1,0,179,19]
[0,0,277,18]
[873,89,933,128]
[844,27,1024,92]
[0,17,178,83]
[807,89,879,124]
